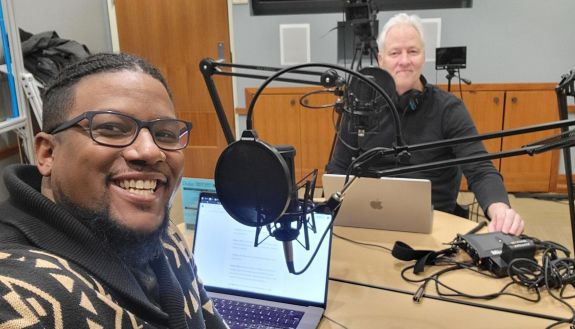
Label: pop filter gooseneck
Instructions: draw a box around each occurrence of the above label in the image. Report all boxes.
[215,63,403,274]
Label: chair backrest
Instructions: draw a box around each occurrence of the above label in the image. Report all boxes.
[453,166,471,219]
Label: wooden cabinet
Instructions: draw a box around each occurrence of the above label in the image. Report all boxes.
[245,87,337,186]
[455,91,505,176]
[499,90,559,191]
[242,83,560,192]
[446,84,560,192]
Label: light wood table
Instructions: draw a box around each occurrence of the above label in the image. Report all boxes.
[329,211,575,323]
[319,280,559,329]
[177,211,574,328]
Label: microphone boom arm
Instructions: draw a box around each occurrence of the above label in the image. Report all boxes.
[200,58,327,145]
[199,58,406,147]
[200,58,406,274]
[351,118,575,177]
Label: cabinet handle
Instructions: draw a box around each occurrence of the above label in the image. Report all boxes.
[217,42,225,61]
[290,99,296,106]
[493,96,499,104]
[511,96,518,104]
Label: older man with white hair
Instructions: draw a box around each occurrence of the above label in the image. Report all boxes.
[327,13,524,235]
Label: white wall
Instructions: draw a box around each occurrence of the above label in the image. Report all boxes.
[13,0,113,53]
[0,0,113,201]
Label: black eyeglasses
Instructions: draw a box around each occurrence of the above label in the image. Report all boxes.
[47,111,193,151]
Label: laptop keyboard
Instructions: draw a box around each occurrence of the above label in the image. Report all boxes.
[212,297,305,329]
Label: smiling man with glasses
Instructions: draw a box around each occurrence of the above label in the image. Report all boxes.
[0,53,227,328]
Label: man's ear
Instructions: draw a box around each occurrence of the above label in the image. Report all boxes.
[35,132,56,177]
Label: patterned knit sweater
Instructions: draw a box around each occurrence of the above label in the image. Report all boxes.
[0,164,229,329]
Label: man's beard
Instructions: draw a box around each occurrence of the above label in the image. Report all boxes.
[59,194,170,268]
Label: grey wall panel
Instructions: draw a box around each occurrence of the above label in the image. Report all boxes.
[232,0,575,109]
[12,0,112,53]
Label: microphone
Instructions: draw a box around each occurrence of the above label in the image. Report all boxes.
[344,66,397,135]
[283,241,295,273]
[214,130,336,274]
[265,143,299,274]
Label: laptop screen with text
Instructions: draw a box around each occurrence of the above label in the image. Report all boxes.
[192,192,332,307]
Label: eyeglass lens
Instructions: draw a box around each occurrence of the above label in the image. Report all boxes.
[90,112,189,150]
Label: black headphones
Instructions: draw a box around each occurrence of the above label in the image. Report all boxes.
[397,76,429,112]
[398,89,423,112]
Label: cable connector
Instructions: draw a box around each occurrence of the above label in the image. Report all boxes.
[413,282,427,303]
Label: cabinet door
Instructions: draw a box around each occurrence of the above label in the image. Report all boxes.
[299,92,337,187]
[456,91,505,190]
[250,90,336,187]
[116,0,234,179]
[251,92,303,180]
[500,90,559,192]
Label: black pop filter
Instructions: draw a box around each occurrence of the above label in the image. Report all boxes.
[215,130,294,227]
[348,66,397,109]
[346,66,397,134]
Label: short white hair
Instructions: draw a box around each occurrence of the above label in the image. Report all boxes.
[376,13,425,52]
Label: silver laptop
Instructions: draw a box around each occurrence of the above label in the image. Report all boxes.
[192,192,332,329]
[322,174,433,234]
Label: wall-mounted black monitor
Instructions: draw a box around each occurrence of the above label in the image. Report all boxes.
[435,46,467,70]
[250,0,473,16]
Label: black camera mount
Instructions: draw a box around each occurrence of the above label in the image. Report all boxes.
[344,0,379,71]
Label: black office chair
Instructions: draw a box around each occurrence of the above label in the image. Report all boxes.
[453,168,474,220]
[453,202,470,219]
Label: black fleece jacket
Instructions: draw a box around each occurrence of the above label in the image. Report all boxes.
[327,78,509,215]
